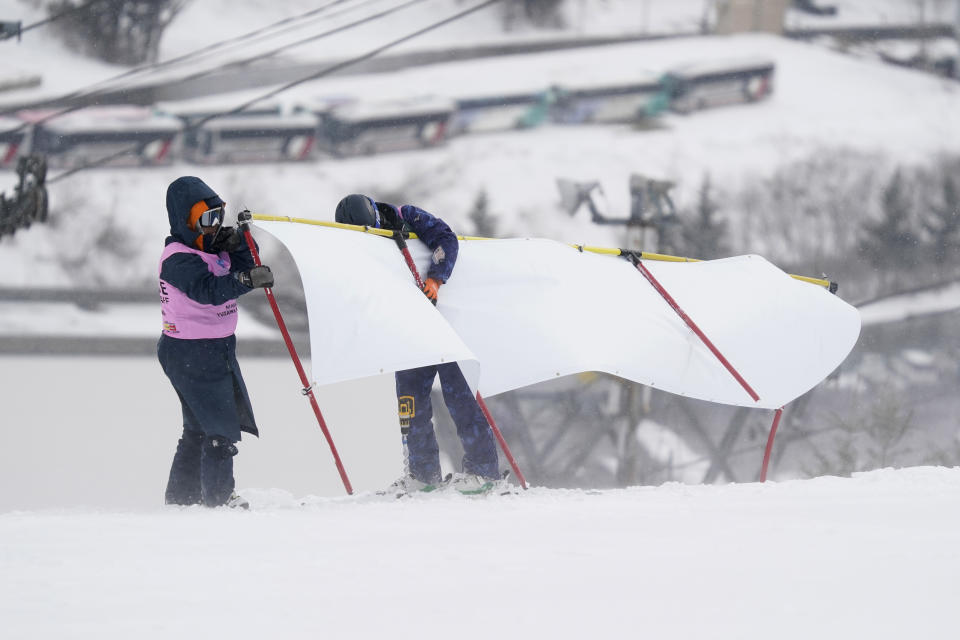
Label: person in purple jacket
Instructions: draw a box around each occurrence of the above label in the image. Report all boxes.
[335,194,500,494]
[158,176,274,508]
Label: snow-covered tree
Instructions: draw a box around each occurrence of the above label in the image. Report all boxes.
[921,170,960,275]
[48,0,184,65]
[468,189,499,237]
[679,174,729,259]
[858,169,921,288]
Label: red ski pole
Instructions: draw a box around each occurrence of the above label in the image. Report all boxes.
[391,231,528,489]
[625,252,760,403]
[760,407,784,482]
[238,211,353,495]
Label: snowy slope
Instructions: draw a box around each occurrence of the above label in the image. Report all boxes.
[0,0,706,107]
[2,0,956,109]
[2,466,958,640]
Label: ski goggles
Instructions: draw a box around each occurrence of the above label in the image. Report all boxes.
[197,204,224,230]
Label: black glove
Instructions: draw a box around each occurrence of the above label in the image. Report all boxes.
[209,226,244,253]
[375,201,405,231]
[236,265,274,289]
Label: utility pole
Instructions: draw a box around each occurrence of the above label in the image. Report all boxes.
[918,0,929,67]
[955,0,960,78]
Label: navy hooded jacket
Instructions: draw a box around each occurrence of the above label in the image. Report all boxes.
[395,204,458,283]
[158,176,258,440]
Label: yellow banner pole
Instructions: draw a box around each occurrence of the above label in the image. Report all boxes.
[250,213,837,291]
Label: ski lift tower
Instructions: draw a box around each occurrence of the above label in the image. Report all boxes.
[557,173,680,253]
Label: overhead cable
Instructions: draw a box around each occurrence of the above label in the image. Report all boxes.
[164,0,431,91]
[0,0,377,123]
[54,0,379,105]
[47,0,504,184]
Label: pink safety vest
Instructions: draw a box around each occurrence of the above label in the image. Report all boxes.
[159,242,239,339]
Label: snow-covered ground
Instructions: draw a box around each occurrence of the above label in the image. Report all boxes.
[2,466,958,639]
[859,280,960,325]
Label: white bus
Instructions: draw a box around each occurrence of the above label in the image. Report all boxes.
[180,113,319,164]
[315,97,454,156]
[663,58,775,114]
[25,106,182,169]
[158,95,317,164]
[449,92,545,135]
[550,73,666,124]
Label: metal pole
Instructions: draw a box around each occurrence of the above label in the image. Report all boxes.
[238,212,353,494]
[627,253,760,402]
[476,392,528,488]
[955,0,960,79]
[760,408,783,482]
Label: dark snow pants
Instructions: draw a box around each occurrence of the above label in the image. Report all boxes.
[164,428,237,507]
[159,335,254,507]
[395,362,499,483]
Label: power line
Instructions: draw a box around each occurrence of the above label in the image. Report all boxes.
[212,0,501,121]
[47,0,504,184]
[158,0,430,93]
[51,0,379,105]
[0,0,377,123]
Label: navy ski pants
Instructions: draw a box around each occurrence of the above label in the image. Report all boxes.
[165,428,236,507]
[396,362,499,483]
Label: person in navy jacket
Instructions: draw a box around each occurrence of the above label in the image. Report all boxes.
[158,176,274,508]
[335,194,499,492]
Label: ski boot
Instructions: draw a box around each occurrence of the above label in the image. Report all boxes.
[226,492,250,510]
[379,474,445,498]
[449,470,516,496]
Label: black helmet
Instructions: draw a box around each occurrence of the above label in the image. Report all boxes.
[335,194,380,228]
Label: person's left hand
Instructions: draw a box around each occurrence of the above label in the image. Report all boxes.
[422,278,440,305]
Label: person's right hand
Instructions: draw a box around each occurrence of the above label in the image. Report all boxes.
[210,227,243,253]
[422,277,440,305]
[236,265,274,289]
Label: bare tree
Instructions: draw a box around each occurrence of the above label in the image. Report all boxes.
[48,0,185,65]
[678,174,730,259]
[858,169,922,290]
[921,166,960,278]
[501,0,566,30]
[468,189,499,237]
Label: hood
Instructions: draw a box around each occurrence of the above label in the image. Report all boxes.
[165,176,225,247]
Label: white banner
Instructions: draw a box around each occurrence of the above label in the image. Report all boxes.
[256,220,860,410]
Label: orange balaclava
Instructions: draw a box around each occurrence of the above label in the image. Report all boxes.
[188,200,214,250]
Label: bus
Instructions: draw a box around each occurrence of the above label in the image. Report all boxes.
[157,94,318,163]
[449,92,545,135]
[24,106,182,169]
[315,97,454,156]
[548,73,667,124]
[661,58,775,114]
[179,113,319,164]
